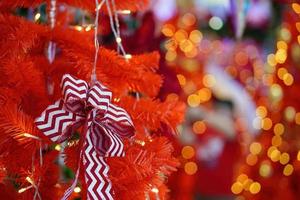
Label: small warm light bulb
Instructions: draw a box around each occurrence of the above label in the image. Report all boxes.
[74,186,81,193]
[34,13,41,21]
[116,37,122,43]
[18,189,26,193]
[96,4,102,11]
[85,25,92,32]
[18,187,29,193]
[23,133,33,137]
[135,140,145,146]
[151,187,159,193]
[23,133,40,140]
[118,10,131,14]
[124,54,132,59]
[113,97,120,102]
[249,182,261,194]
[55,144,61,151]
[74,26,83,31]
[26,176,34,184]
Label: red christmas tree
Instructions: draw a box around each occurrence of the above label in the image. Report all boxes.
[0,0,185,199]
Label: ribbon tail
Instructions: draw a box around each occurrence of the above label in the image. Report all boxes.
[84,128,114,200]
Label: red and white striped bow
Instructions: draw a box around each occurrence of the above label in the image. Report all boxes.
[35,74,135,200]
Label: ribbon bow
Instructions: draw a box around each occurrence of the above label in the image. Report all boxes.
[35,74,135,199]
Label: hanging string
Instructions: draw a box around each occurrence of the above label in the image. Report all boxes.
[91,0,105,83]
[47,0,56,64]
[110,0,121,53]
[105,0,128,60]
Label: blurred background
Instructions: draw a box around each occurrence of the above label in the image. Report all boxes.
[146,0,300,200]
[8,0,300,199]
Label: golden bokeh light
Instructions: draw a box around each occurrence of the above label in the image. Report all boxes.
[295,113,300,125]
[270,84,283,100]
[283,164,294,176]
[296,22,300,32]
[243,178,253,191]
[297,151,300,161]
[179,39,194,52]
[277,41,288,50]
[184,162,198,175]
[283,73,294,86]
[231,182,243,194]
[164,38,178,51]
[267,54,277,66]
[259,162,272,178]
[270,149,281,162]
[181,13,196,27]
[285,106,296,122]
[161,24,175,37]
[273,123,284,136]
[250,142,262,155]
[237,174,248,183]
[275,49,287,64]
[185,47,198,58]
[192,121,206,134]
[165,50,177,62]
[187,94,201,107]
[256,106,267,118]
[292,3,300,14]
[261,118,273,130]
[277,67,288,80]
[174,29,188,42]
[197,88,212,102]
[181,146,195,159]
[267,146,277,157]
[189,30,203,44]
[279,153,290,165]
[249,182,261,194]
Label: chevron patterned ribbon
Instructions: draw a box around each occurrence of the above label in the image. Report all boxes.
[35,74,135,199]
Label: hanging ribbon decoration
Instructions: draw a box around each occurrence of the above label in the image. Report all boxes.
[35,0,135,199]
[35,74,135,199]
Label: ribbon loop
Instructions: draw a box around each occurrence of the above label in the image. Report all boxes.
[87,82,112,114]
[62,74,88,114]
